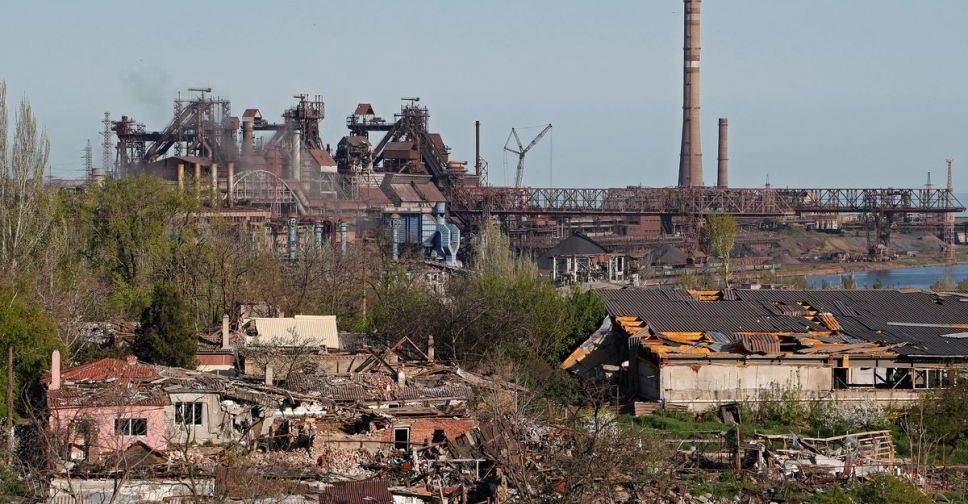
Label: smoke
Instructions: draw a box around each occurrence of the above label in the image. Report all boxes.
[120,65,174,123]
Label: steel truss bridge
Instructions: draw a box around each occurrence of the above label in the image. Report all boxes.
[449,186,964,217]
[448,186,965,255]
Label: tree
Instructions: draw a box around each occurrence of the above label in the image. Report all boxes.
[703,214,737,287]
[77,175,195,315]
[0,284,62,417]
[841,274,857,290]
[0,80,56,282]
[133,283,196,368]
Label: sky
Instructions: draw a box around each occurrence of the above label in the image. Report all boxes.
[1,0,967,191]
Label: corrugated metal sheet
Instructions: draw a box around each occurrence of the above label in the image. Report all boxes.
[601,289,818,334]
[249,315,339,348]
[738,334,780,354]
[320,479,392,504]
[601,288,968,358]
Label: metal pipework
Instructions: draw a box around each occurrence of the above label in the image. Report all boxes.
[287,218,298,261]
[717,118,728,188]
[314,223,323,249]
[227,162,235,207]
[339,222,348,256]
[292,130,302,181]
[211,163,219,206]
[390,215,401,261]
[678,0,703,187]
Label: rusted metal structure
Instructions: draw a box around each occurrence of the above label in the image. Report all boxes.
[105,87,964,260]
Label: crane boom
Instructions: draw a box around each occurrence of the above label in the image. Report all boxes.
[503,124,552,188]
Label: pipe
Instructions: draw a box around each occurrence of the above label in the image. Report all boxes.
[194,163,201,196]
[339,222,348,256]
[717,118,728,188]
[677,0,703,187]
[211,163,219,206]
[227,162,235,207]
[177,163,185,192]
[287,218,297,261]
[292,130,301,182]
[475,120,481,177]
[391,215,401,261]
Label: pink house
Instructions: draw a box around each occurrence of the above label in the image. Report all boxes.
[47,352,170,462]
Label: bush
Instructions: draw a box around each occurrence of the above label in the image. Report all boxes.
[133,282,196,368]
[851,474,930,504]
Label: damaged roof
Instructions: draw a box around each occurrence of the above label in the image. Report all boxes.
[601,288,968,359]
[49,357,318,409]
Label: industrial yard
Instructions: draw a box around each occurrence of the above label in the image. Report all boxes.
[1,0,968,503]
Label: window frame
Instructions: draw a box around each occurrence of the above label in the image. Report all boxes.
[115,418,148,436]
[393,426,411,450]
[174,402,204,426]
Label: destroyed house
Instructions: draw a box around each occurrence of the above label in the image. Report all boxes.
[46,352,323,463]
[574,288,968,411]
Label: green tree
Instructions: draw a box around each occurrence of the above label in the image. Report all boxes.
[677,271,699,289]
[77,175,195,314]
[0,284,62,417]
[840,273,857,289]
[703,214,737,287]
[133,283,196,368]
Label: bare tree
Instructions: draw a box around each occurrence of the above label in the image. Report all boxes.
[0,80,55,281]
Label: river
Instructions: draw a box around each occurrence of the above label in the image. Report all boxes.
[806,263,968,289]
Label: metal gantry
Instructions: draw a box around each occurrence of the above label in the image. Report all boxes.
[448,186,965,216]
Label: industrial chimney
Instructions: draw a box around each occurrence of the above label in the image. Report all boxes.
[717,118,728,188]
[678,0,703,187]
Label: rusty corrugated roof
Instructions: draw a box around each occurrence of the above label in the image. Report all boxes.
[320,479,392,504]
[738,334,781,354]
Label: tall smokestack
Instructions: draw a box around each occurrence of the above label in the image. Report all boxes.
[717,118,728,188]
[678,0,703,187]
[474,120,481,177]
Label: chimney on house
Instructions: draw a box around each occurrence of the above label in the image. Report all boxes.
[221,314,231,349]
[397,370,406,386]
[50,350,61,391]
[264,364,274,386]
[126,355,138,365]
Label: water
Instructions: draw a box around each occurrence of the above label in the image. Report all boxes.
[807,264,968,289]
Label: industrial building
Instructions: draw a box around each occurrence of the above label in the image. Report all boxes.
[565,288,968,411]
[85,2,962,274]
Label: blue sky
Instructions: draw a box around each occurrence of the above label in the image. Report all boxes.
[2,1,967,191]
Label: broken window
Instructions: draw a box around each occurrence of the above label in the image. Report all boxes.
[393,426,410,450]
[175,402,204,425]
[115,418,148,436]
